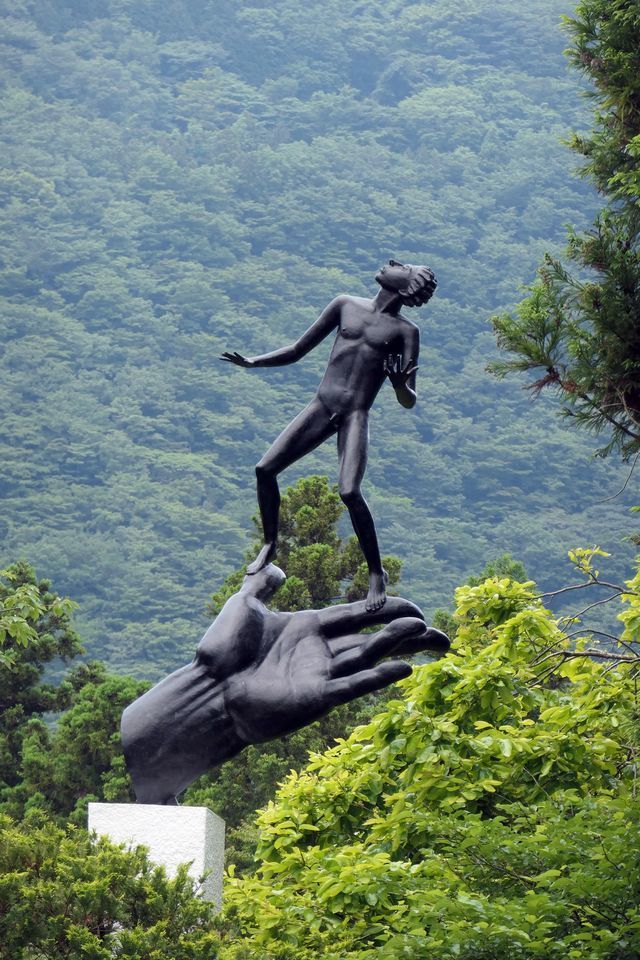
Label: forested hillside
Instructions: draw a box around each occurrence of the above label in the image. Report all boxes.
[1,0,634,675]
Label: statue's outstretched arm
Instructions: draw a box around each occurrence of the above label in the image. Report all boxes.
[220,296,345,369]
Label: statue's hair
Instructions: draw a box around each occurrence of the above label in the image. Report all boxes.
[399,264,437,308]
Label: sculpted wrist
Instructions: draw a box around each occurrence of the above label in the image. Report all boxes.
[121,670,248,803]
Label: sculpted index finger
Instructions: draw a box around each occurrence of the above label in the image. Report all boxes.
[316,595,425,637]
[329,617,428,677]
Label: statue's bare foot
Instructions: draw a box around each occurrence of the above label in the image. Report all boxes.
[247,542,276,575]
[366,568,389,612]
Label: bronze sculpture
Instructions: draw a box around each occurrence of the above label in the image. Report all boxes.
[121,259,447,803]
[221,260,437,612]
[121,564,449,804]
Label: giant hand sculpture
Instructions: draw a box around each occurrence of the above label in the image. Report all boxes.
[121,565,449,805]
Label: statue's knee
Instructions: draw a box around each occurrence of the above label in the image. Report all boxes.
[255,461,272,481]
[339,485,360,507]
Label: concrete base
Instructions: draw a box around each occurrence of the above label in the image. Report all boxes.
[88,803,225,909]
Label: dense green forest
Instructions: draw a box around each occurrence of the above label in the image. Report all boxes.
[2,1,640,956]
[1,0,636,674]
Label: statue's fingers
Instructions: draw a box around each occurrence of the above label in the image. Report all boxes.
[385,620,450,658]
[326,660,412,707]
[317,596,425,638]
[326,616,421,655]
[329,617,427,677]
[421,627,450,658]
[366,617,428,659]
[326,633,364,656]
[329,646,367,677]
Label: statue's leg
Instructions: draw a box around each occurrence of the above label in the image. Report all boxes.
[337,411,388,611]
[248,397,336,574]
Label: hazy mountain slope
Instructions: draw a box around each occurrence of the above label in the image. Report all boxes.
[1,0,634,675]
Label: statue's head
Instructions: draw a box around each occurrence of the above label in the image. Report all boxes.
[375,259,437,308]
[242,563,286,601]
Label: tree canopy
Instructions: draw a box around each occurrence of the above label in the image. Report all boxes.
[224,565,640,959]
[491,0,640,461]
[0,814,221,960]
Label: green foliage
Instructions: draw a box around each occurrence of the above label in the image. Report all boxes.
[0,572,45,663]
[1,0,636,676]
[433,552,528,641]
[0,563,147,821]
[222,570,640,958]
[2,665,149,823]
[0,563,82,801]
[617,555,640,648]
[564,0,640,203]
[491,0,640,460]
[0,561,79,667]
[0,814,221,960]
[466,551,528,586]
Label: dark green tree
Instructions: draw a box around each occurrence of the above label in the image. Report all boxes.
[0,563,81,805]
[5,665,149,823]
[491,0,640,461]
[0,813,221,960]
[0,563,148,822]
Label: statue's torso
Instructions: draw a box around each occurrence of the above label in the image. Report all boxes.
[316,297,414,415]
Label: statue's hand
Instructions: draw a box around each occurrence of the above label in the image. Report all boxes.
[384,353,418,390]
[120,566,450,802]
[224,610,449,744]
[220,350,255,368]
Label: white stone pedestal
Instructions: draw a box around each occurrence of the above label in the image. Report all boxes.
[88,803,225,909]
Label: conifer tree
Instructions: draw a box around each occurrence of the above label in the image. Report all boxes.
[491,0,640,461]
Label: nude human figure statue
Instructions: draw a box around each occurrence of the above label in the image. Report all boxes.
[221,259,437,612]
